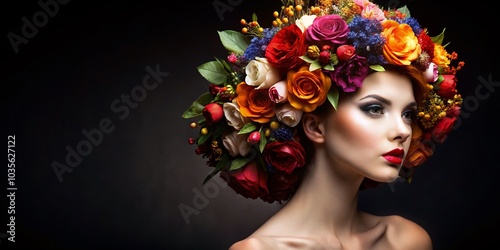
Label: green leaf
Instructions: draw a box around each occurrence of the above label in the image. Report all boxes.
[203,154,229,185]
[197,92,215,105]
[323,63,334,71]
[435,74,444,85]
[181,101,204,119]
[369,65,385,72]
[299,55,317,64]
[259,129,267,153]
[197,61,229,85]
[309,61,322,71]
[327,87,339,110]
[218,30,250,55]
[230,157,250,171]
[217,57,234,73]
[252,13,258,22]
[430,28,446,45]
[197,130,212,145]
[397,5,411,17]
[181,92,214,118]
[238,122,258,134]
[330,53,339,65]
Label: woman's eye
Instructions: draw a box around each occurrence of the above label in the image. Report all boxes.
[402,109,416,122]
[362,104,384,116]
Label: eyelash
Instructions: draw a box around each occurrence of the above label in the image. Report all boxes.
[361,104,416,123]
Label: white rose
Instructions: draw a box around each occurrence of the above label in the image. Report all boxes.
[296,14,317,33]
[268,80,288,103]
[223,102,250,130]
[222,130,252,157]
[245,57,281,89]
[276,103,303,127]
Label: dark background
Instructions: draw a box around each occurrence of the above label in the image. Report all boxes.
[1,0,498,249]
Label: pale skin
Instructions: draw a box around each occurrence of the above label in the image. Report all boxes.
[229,71,433,250]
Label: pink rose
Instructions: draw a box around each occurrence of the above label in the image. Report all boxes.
[226,161,268,200]
[305,14,349,48]
[263,141,306,174]
[424,62,438,83]
[360,3,385,22]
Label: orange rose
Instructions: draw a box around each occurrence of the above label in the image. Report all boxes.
[235,82,276,123]
[381,20,421,65]
[403,140,434,168]
[286,66,332,112]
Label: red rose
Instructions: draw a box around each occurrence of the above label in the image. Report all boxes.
[431,117,456,143]
[263,141,306,174]
[261,170,302,203]
[437,75,457,99]
[265,24,307,71]
[226,161,268,199]
[202,103,223,125]
[336,45,355,61]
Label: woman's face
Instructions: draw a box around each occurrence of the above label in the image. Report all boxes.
[323,71,417,183]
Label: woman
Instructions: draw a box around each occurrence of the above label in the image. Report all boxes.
[229,65,433,250]
[182,0,463,249]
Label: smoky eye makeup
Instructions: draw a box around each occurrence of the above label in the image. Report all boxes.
[360,103,385,116]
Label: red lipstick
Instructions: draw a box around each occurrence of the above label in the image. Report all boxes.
[382,148,404,165]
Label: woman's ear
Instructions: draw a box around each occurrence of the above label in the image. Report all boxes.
[301,113,325,144]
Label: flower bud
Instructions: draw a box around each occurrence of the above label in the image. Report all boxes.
[307,45,320,59]
[336,45,355,61]
[247,131,261,145]
[423,62,438,83]
[319,50,331,64]
[203,103,224,125]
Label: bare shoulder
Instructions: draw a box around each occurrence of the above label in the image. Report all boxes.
[383,215,433,250]
[229,236,326,250]
[229,237,263,250]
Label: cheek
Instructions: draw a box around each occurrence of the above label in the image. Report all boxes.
[328,110,378,151]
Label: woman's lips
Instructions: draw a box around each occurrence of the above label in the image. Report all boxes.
[382,148,404,165]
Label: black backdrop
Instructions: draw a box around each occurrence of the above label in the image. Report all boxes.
[2,0,499,249]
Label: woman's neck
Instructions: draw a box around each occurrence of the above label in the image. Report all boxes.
[254,149,366,239]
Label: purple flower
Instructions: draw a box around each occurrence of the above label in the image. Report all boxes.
[328,55,369,92]
[305,14,349,48]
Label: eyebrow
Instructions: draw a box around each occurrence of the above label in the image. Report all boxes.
[359,94,417,109]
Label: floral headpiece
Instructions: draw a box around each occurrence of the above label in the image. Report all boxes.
[182,0,464,203]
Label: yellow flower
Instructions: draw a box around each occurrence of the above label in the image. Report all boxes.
[432,43,451,69]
